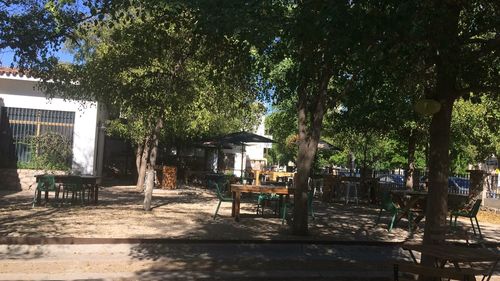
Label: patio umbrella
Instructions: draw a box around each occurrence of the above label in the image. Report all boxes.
[214,131,275,178]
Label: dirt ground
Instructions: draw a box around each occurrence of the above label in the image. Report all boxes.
[0,184,498,243]
[0,185,499,280]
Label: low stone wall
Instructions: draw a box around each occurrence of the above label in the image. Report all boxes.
[0,169,66,190]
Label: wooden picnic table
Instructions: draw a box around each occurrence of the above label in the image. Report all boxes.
[230,184,294,222]
[402,243,500,281]
[390,190,427,228]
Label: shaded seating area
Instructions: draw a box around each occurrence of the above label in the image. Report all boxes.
[32,174,100,207]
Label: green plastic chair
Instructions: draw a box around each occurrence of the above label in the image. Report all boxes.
[62,177,85,205]
[211,180,233,219]
[281,189,315,225]
[450,199,482,238]
[376,192,413,232]
[256,193,279,215]
[32,175,58,207]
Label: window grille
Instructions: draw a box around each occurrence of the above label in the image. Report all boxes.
[0,107,75,164]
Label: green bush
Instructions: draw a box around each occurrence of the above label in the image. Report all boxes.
[17,132,72,171]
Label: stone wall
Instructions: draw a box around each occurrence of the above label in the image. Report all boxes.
[0,169,66,190]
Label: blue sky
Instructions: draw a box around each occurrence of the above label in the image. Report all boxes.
[0,47,74,67]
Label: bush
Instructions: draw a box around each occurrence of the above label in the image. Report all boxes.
[17,132,72,171]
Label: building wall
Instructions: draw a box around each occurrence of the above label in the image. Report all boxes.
[223,117,272,177]
[0,76,99,175]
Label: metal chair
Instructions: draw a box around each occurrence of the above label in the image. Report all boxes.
[211,181,233,219]
[376,192,413,232]
[282,188,315,225]
[256,193,279,216]
[450,199,482,238]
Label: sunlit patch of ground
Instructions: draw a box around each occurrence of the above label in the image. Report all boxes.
[477,210,500,224]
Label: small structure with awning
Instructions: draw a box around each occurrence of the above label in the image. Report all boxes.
[203,131,275,177]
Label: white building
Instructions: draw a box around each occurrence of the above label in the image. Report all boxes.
[218,118,272,177]
[0,67,105,176]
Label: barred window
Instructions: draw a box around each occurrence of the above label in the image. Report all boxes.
[0,107,75,166]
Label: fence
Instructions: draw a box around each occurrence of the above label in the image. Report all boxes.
[0,107,75,165]
[333,167,499,201]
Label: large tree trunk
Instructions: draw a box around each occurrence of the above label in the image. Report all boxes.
[136,136,149,191]
[421,2,460,272]
[405,129,416,189]
[144,118,163,211]
[292,65,330,236]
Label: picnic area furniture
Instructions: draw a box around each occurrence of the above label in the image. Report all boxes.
[402,243,500,281]
[450,199,483,238]
[32,174,58,207]
[256,181,287,215]
[211,180,233,219]
[340,177,360,204]
[281,188,315,225]
[256,192,279,215]
[390,190,427,230]
[376,192,413,232]
[61,176,84,205]
[33,174,100,206]
[230,183,293,222]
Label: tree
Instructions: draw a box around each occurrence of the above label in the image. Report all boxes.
[359,1,498,270]
[260,1,361,235]
[6,2,261,210]
[450,95,500,173]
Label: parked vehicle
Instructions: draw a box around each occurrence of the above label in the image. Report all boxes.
[377,174,405,189]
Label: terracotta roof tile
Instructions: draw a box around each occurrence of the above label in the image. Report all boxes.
[0,67,34,79]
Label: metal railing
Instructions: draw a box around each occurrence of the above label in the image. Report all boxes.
[0,107,75,163]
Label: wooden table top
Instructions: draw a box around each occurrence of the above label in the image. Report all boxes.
[35,174,100,183]
[231,184,293,194]
[403,243,500,263]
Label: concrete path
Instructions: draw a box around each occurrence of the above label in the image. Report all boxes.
[1,241,499,281]
[0,242,404,280]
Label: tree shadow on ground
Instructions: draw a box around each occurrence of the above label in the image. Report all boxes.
[127,242,409,280]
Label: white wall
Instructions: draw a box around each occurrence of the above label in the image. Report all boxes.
[223,117,272,176]
[0,76,99,175]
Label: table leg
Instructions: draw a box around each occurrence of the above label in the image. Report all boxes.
[485,260,498,281]
[234,191,241,222]
[36,189,41,205]
[278,195,284,216]
[94,184,99,204]
[232,192,236,217]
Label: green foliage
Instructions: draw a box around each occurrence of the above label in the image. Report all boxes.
[18,132,72,170]
[450,95,500,173]
[35,2,263,146]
